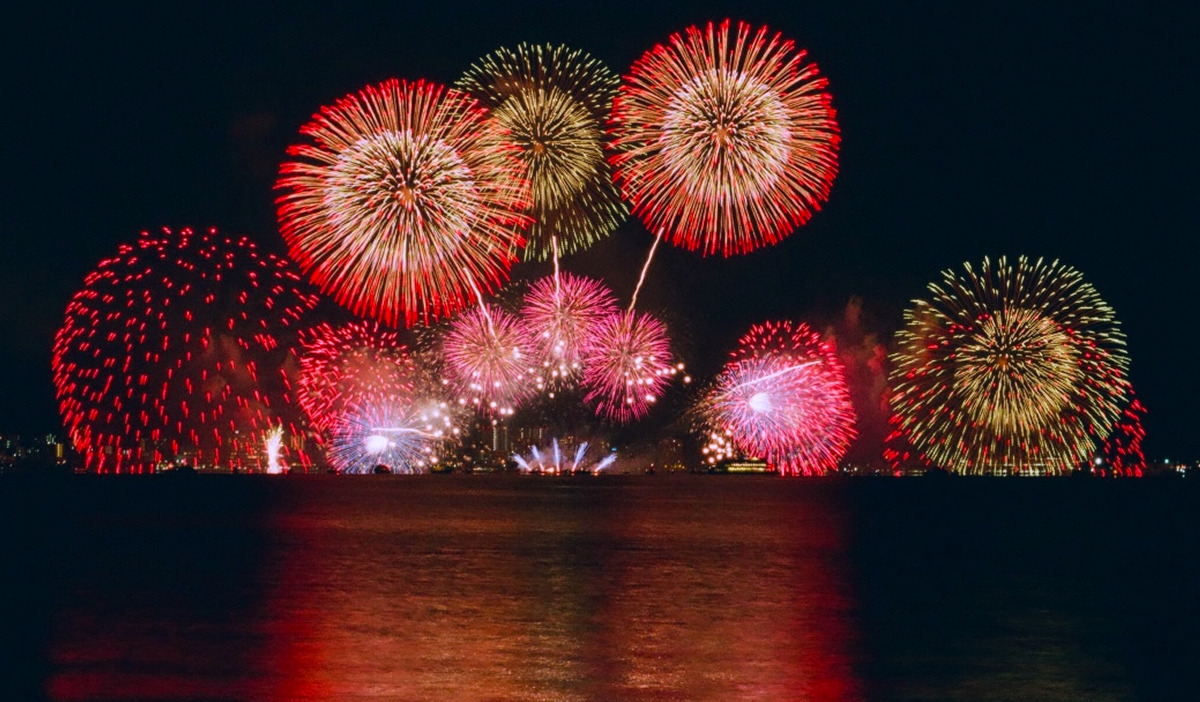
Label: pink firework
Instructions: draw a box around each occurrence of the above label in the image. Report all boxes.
[609,20,839,256]
[51,227,318,472]
[277,78,532,326]
[442,304,537,415]
[520,272,618,384]
[298,320,416,434]
[581,310,677,423]
[702,321,856,476]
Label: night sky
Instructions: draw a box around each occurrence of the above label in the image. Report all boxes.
[2,2,1196,459]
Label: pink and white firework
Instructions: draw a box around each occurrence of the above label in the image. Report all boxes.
[328,399,459,474]
[609,20,839,256]
[581,309,678,423]
[442,304,537,415]
[520,272,618,386]
[701,321,856,476]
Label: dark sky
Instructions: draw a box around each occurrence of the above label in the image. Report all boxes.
[2,1,1197,459]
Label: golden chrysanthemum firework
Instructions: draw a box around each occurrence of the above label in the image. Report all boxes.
[609,19,839,257]
[276,78,532,326]
[888,256,1130,475]
[457,44,626,260]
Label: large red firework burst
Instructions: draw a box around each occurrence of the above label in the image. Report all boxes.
[520,272,618,385]
[457,44,627,260]
[888,256,1130,475]
[276,78,532,326]
[51,227,319,472]
[297,320,416,434]
[700,321,856,476]
[580,310,677,423]
[609,20,839,257]
[442,304,538,415]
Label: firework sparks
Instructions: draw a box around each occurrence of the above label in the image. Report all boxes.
[520,272,618,387]
[443,304,538,415]
[512,438,617,474]
[580,310,679,423]
[699,321,856,476]
[888,256,1130,475]
[328,400,457,474]
[277,78,532,325]
[298,320,416,434]
[458,44,627,260]
[609,19,839,256]
[51,227,318,472]
[265,426,286,474]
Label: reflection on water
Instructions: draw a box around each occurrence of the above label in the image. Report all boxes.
[3,475,1198,700]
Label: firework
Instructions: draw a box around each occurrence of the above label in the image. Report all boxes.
[609,19,839,257]
[298,320,415,433]
[700,321,856,476]
[1100,394,1146,478]
[264,425,286,474]
[888,256,1130,475]
[458,44,626,260]
[328,400,457,474]
[442,304,537,415]
[51,227,318,472]
[511,437,617,474]
[580,310,678,423]
[520,272,618,386]
[276,78,532,326]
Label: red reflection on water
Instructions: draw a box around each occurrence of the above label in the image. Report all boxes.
[45,478,863,701]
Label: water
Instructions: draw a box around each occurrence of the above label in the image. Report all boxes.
[2,475,1197,701]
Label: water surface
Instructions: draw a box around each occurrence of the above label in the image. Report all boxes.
[2,475,1196,700]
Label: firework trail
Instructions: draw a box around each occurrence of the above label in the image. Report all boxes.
[458,43,627,260]
[609,19,839,257]
[888,256,1130,475]
[52,227,318,472]
[277,78,532,326]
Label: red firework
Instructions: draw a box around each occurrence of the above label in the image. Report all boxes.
[700,321,856,476]
[1100,394,1147,477]
[581,310,676,423]
[277,78,532,326]
[298,320,416,434]
[51,227,318,472]
[609,19,839,256]
[520,272,618,384]
[442,304,538,415]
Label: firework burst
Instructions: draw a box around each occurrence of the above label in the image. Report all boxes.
[328,399,457,474]
[520,272,618,386]
[888,256,1130,475]
[51,227,318,472]
[580,310,678,423]
[276,78,532,325]
[442,304,537,415]
[700,321,856,476]
[458,44,626,260]
[298,320,416,434]
[1100,393,1146,478]
[609,19,839,256]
